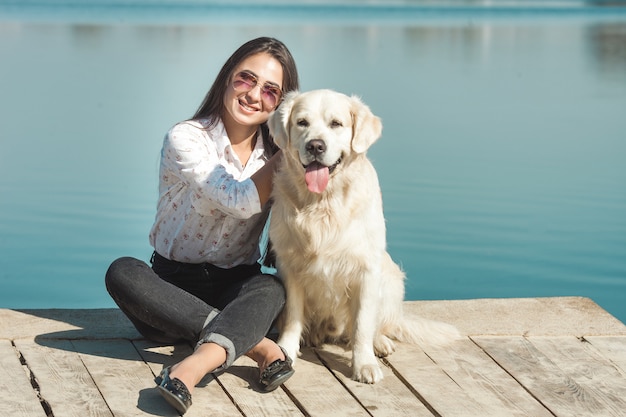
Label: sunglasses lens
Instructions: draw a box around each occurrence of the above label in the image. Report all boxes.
[261,86,282,108]
[233,71,256,91]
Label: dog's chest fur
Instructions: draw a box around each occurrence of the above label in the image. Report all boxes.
[270,158,386,313]
[273,159,381,251]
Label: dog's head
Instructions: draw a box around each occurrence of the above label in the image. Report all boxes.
[268,89,382,194]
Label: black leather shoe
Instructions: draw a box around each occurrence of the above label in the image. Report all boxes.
[155,366,192,414]
[259,346,295,392]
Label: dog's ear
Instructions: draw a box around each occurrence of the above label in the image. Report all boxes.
[268,90,299,150]
[350,95,382,154]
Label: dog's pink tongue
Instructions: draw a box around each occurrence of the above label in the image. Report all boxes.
[305,162,329,194]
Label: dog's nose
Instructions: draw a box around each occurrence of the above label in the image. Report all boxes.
[306,139,326,156]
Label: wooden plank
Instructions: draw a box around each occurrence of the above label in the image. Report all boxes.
[0,340,45,417]
[284,347,372,417]
[529,336,626,416]
[421,339,552,416]
[315,344,433,416]
[15,339,113,417]
[0,309,139,340]
[384,341,490,416]
[70,339,166,417]
[402,297,626,337]
[586,336,626,372]
[474,336,621,417]
[133,340,243,417]
[217,354,304,416]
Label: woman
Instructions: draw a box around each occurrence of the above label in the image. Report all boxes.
[105,37,299,414]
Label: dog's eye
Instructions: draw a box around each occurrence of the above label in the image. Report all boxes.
[330,120,343,128]
[297,119,309,127]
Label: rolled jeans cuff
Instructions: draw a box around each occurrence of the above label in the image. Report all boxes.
[196,333,237,372]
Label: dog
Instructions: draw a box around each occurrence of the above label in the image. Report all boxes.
[267,89,461,384]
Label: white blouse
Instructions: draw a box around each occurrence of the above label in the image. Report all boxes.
[149,118,271,268]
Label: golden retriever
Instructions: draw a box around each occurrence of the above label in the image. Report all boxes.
[268,89,460,384]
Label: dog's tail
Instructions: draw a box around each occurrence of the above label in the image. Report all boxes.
[387,316,463,346]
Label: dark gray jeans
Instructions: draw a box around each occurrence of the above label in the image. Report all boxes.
[105,253,285,370]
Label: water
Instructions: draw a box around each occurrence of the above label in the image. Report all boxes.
[1,1,625,323]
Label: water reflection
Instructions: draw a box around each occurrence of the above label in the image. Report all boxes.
[0,10,625,322]
[403,21,626,82]
[586,22,626,79]
[16,14,626,85]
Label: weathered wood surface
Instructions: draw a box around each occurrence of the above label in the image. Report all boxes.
[1,297,625,417]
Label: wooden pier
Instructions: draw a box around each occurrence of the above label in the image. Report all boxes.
[2,297,625,416]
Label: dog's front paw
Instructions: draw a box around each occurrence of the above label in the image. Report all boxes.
[277,339,301,366]
[352,363,384,384]
[374,334,396,357]
[287,347,300,366]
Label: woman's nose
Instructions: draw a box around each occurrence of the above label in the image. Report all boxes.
[246,83,262,101]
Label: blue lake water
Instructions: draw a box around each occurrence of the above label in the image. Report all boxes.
[1,1,625,323]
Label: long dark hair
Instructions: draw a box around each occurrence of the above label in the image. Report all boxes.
[192,37,299,155]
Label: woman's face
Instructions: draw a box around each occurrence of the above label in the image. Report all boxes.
[223,52,284,129]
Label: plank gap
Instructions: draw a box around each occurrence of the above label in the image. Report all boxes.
[11,340,55,417]
[468,337,558,417]
[68,339,116,417]
[281,385,312,417]
[380,356,440,417]
[312,347,374,417]
[214,374,246,417]
[421,350,465,390]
